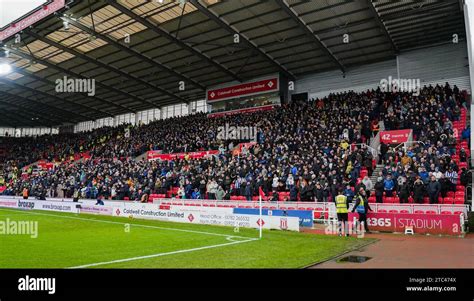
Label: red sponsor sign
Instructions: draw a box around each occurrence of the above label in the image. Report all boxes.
[146,150,162,160]
[147,150,219,161]
[380,129,412,144]
[208,104,275,118]
[348,212,462,235]
[207,78,278,102]
[0,0,66,42]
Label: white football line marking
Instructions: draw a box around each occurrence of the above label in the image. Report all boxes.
[68,238,256,269]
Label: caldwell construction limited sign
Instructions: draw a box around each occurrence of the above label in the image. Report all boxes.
[207,78,278,102]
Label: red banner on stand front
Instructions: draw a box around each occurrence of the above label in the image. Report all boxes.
[147,150,219,161]
[380,129,412,144]
[207,104,275,118]
[348,212,462,235]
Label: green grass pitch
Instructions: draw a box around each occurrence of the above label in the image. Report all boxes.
[0,208,371,268]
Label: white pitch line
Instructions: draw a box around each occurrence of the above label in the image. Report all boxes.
[68,238,256,269]
[0,208,255,240]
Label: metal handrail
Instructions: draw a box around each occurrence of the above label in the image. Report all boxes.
[393,140,426,151]
[352,143,378,158]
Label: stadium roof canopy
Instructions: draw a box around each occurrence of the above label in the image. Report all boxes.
[0,0,466,127]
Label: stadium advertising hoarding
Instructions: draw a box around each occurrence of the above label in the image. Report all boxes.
[0,0,66,42]
[380,129,412,144]
[0,199,80,213]
[348,212,462,235]
[0,199,18,208]
[111,202,299,231]
[233,208,313,227]
[79,205,114,216]
[206,78,279,103]
[147,150,219,161]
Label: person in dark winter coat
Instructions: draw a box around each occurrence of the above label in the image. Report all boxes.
[299,181,312,202]
[397,180,410,203]
[374,177,384,203]
[439,176,450,198]
[314,183,325,202]
[413,177,425,204]
[427,176,441,204]
[289,185,298,202]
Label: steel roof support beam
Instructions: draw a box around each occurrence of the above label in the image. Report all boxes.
[0,111,38,127]
[4,47,139,113]
[365,0,398,54]
[0,92,72,124]
[8,65,116,117]
[25,29,191,106]
[1,107,53,127]
[274,0,345,73]
[59,17,206,91]
[188,0,295,81]
[107,0,243,82]
[0,77,96,120]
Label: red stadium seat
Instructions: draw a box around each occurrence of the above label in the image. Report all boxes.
[400,210,410,214]
[426,211,437,214]
[455,191,465,198]
[443,197,454,204]
[378,209,387,213]
[446,191,455,198]
[441,211,452,215]
[389,210,398,213]
[454,198,464,205]
[414,210,424,214]
[454,211,463,215]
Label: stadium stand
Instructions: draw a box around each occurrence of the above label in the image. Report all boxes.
[0,84,470,211]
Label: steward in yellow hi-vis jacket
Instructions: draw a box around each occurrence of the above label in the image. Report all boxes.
[335,188,349,236]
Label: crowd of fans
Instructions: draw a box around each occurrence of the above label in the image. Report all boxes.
[0,83,470,205]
